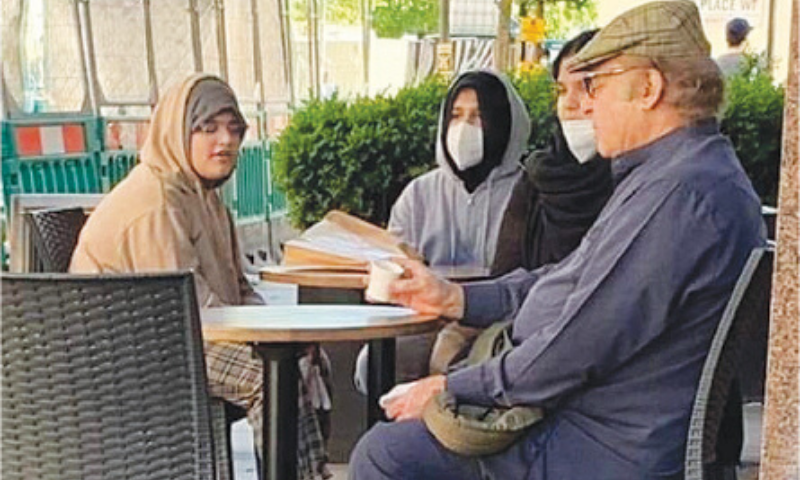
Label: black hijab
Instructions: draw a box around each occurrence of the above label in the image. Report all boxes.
[521,120,613,267]
[490,119,614,274]
[440,72,512,193]
[490,29,615,275]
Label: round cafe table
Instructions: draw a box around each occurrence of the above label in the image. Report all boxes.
[201,305,442,480]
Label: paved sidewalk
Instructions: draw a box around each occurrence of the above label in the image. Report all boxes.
[231,420,348,480]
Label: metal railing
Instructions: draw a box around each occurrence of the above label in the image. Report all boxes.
[2,118,286,223]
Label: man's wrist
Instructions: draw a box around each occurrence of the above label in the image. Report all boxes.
[442,284,465,320]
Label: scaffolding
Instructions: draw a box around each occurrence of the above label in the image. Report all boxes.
[2,0,294,138]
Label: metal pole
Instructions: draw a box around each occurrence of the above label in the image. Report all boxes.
[367,339,396,426]
[254,344,300,480]
[73,0,94,114]
[310,0,320,98]
[362,0,371,92]
[74,0,100,115]
[765,0,776,69]
[250,0,266,112]
[319,0,326,92]
[436,0,452,77]
[307,0,315,97]
[494,0,511,71]
[277,0,295,104]
[188,0,204,72]
[3,0,22,116]
[440,0,449,41]
[142,0,159,104]
[215,0,230,81]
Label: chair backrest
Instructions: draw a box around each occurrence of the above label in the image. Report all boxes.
[6,193,103,272]
[27,207,87,272]
[1,272,216,480]
[684,246,774,480]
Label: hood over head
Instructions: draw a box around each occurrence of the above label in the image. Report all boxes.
[436,70,531,193]
[141,74,246,191]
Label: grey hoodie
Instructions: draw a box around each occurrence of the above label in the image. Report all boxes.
[388,70,531,267]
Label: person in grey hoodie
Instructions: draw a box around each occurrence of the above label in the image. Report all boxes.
[388,70,532,267]
[354,70,531,392]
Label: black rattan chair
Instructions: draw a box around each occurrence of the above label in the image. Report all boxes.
[28,207,87,272]
[25,206,243,480]
[1,272,216,480]
[684,246,774,480]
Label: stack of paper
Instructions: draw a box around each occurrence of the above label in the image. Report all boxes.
[282,211,419,271]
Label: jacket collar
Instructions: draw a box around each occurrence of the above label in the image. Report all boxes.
[611,118,719,186]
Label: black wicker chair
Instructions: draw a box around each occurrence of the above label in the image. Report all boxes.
[1,272,216,480]
[28,207,87,272]
[684,246,774,480]
[24,207,244,480]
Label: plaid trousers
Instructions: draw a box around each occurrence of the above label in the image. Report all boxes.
[205,341,331,480]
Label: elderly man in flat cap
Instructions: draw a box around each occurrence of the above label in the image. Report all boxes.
[347,1,766,479]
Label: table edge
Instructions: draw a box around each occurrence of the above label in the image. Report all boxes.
[202,317,443,343]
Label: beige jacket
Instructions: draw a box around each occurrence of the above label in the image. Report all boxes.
[70,75,260,307]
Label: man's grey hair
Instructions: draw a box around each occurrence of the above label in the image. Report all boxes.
[652,56,725,120]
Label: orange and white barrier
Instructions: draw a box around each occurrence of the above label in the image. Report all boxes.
[14,124,86,157]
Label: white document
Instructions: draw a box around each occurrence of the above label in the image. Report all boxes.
[378,380,419,408]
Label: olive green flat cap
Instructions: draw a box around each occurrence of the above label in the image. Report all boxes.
[567,0,711,72]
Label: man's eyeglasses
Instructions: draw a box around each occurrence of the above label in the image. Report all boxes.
[582,66,651,99]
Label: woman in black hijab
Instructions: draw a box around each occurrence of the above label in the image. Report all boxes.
[491,30,614,274]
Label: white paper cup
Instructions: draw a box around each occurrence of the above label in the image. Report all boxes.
[366,260,404,303]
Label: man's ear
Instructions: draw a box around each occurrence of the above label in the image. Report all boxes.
[639,69,665,110]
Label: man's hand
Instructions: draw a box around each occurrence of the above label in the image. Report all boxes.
[385,258,465,320]
[382,375,446,421]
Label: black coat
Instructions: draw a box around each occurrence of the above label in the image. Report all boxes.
[491,122,613,275]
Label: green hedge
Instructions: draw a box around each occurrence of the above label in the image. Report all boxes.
[507,69,557,150]
[721,55,784,206]
[273,70,556,229]
[274,62,784,228]
[273,78,447,228]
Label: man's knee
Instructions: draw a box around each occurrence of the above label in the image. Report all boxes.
[351,423,391,477]
[350,422,422,479]
[350,420,475,480]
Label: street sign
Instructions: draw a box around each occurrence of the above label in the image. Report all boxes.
[436,41,454,75]
[521,16,546,43]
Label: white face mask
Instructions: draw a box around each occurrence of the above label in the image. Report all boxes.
[561,119,597,164]
[446,121,484,170]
